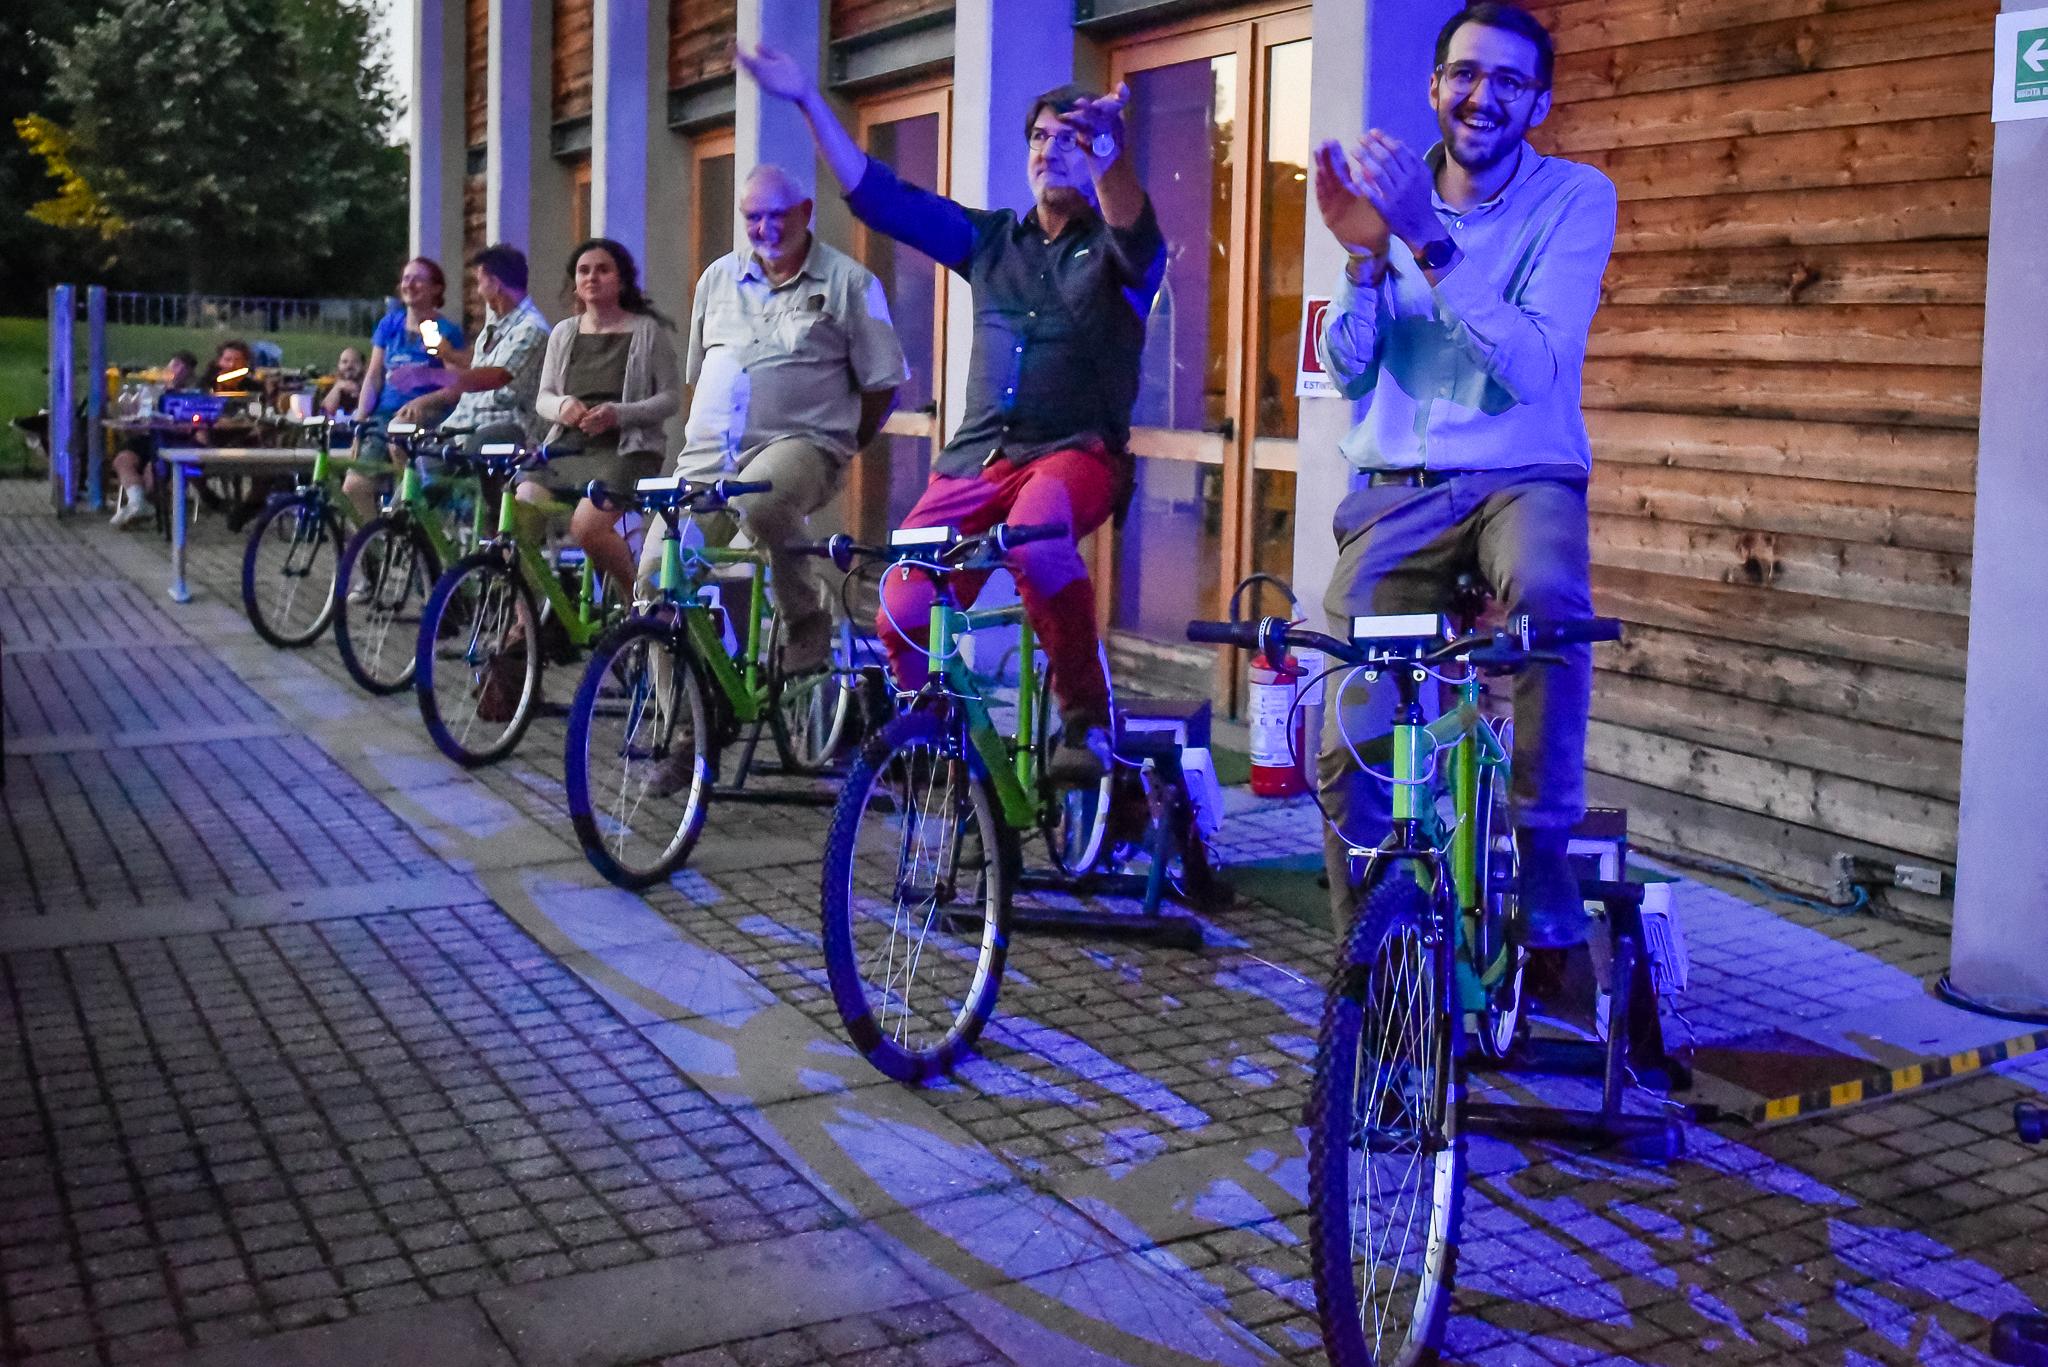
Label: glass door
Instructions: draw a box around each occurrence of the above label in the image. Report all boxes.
[1101,11,1310,705]
[851,85,951,545]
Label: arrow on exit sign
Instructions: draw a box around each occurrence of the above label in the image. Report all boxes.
[2018,26,2048,103]
[2028,35,2048,72]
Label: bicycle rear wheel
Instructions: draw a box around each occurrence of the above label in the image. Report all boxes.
[1471,724,1526,1062]
[1030,661,1112,876]
[566,616,712,888]
[241,494,343,647]
[1308,866,1463,1367]
[771,619,858,773]
[415,551,541,767]
[820,706,1015,1082]
[334,515,441,694]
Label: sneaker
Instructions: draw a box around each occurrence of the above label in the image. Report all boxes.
[474,649,526,724]
[348,549,384,604]
[1517,826,1588,949]
[108,486,146,528]
[1047,719,1112,788]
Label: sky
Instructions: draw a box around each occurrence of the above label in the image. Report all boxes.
[372,0,413,146]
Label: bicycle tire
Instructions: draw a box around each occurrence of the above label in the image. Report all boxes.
[240,495,344,648]
[769,618,859,774]
[566,616,713,888]
[820,705,1016,1083]
[415,551,541,767]
[1029,661,1113,877]
[1308,865,1463,1367]
[1472,726,1526,1063]
[334,515,442,695]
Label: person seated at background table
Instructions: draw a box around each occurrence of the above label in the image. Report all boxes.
[321,346,366,417]
[342,257,467,524]
[521,237,680,597]
[385,243,550,447]
[107,349,196,527]
[202,339,255,391]
[641,164,905,681]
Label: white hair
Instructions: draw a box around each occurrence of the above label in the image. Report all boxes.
[741,162,812,204]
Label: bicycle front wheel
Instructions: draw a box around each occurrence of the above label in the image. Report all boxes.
[416,551,541,767]
[1308,868,1463,1367]
[821,707,1015,1083]
[334,515,442,694]
[241,495,343,647]
[566,617,712,888]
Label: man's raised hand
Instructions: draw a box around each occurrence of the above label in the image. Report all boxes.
[733,41,811,102]
[1313,140,1390,257]
[1059,82,1132,175]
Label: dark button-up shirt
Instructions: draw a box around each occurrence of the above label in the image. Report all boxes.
[844,155,1167,477]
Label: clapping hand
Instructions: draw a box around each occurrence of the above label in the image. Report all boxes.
[578,403,620,436]
[1352,131,1438,246]
[1313,140,1390,257]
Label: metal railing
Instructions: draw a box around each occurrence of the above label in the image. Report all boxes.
[97,290,391,337]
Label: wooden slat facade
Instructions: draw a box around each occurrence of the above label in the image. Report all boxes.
[669,0,737,90]
[554,0,594,121]
[1526,0,1995,922]
[466,0,489,147]
[830,0,951,40]
[462,173,487,333]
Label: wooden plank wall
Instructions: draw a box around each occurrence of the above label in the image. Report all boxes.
[555,0,594,121]
[830,0,951,40]
[1522,0,1994,925]
[670,0,737,89]
[465,0,489,148]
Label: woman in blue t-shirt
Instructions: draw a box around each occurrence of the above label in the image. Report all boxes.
[343,257,466,523]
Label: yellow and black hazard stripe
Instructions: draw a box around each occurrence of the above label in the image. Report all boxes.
[1745,1028,2048,1125]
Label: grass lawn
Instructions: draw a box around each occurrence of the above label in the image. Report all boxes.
[0,315,372,479]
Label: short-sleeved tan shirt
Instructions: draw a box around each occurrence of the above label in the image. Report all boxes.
[677,237,909,481]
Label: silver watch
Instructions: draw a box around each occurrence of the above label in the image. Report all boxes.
[1090,131,1118,159]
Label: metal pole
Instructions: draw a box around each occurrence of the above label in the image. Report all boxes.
[48,284,75,514]
[86,286,107,510]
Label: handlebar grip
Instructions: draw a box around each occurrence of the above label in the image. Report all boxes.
[996,522,1068,548]
[714,479,773,499]
[1520,616,1623,647]
[1186,620,1262,649]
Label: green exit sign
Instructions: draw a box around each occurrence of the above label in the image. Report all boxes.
[2018,26,2048,103]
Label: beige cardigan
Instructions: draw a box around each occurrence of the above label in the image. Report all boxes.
[534,311,681,457]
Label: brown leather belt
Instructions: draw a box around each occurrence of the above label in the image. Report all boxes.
[1367,468,1464,488]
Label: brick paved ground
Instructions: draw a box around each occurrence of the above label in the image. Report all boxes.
[1,481,2044,1366]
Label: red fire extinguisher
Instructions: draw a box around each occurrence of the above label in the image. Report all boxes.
[1231,575,1311,798]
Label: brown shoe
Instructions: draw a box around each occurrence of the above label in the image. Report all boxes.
[475,650,525,723]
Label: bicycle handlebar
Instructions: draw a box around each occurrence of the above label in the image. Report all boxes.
[794,521,1070,575]
[1185,613,1621,670]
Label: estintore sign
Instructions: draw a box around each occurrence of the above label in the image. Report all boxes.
[1296,297,1336,398]
[1993,8,2048,121]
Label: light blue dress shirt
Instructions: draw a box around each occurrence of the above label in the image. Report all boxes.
[1318,142,1617,474]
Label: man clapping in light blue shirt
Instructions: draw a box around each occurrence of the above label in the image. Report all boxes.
[1312,2,1617,954]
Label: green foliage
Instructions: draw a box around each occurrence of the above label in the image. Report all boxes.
[13,0,407,298]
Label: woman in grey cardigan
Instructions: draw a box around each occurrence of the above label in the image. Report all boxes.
[517,237,682,595]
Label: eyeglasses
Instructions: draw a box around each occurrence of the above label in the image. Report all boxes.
[1435,62,1543,105]
[1026,126,1081,152]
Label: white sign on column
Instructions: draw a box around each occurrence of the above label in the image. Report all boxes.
[1994,6,2048,121]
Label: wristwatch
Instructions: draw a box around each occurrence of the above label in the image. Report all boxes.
[1413,237,1457,271]
[1090,130,1118,159]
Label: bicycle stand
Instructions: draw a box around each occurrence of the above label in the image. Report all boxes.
[1463,876,1690,1161]
[1011,698,1217,952]
[710,667,883,807]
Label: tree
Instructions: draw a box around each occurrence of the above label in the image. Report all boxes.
[0,0,112,312]
[15,0,407,298]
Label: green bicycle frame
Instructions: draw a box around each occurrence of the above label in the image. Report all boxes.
[390,460,487,564]
[1382,667,1511,1012]
[925,598,1043,831]
[490,481,607,646]
[653,528,774,723]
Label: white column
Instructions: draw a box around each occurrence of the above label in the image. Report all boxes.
[1289,0,1441,622]
[942,0,1071,443]
[1948,3,2048,1017]
[410,0,469,318]
[488,0,561,253]
[592,0,656,261]
[736,0,827,245]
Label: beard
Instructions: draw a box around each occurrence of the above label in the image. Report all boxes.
[1438,98,1527,173]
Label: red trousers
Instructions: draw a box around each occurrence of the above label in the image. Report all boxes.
[877,443,1120,721]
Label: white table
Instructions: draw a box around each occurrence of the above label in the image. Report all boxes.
[156,447,321,603]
